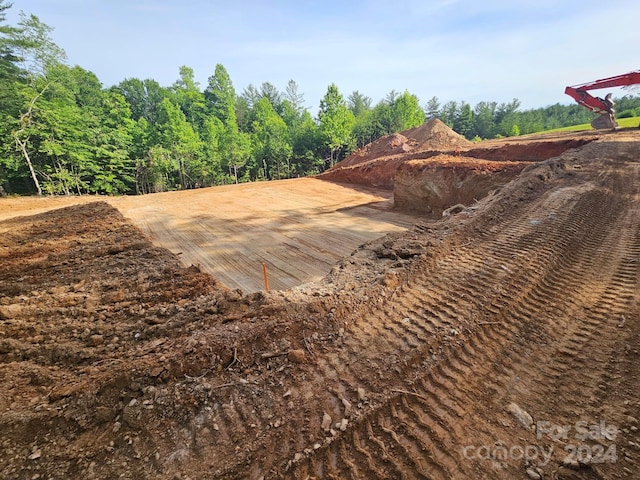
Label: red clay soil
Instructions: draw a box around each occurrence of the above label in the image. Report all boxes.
[394,155,532,215]
[333,119,473,170]
[318,119,473,187]
[317,120,595,193]
[466,138,593,162]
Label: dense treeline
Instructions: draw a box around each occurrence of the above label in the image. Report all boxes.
[1,2,639,196]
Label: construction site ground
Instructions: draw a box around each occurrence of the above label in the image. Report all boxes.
[1,128,639,480]
[0,180,420,293]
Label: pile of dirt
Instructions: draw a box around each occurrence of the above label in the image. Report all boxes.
[403,118,474,150]
[318,119,473,187]
[336,133,413,169]
[394,155,532,216]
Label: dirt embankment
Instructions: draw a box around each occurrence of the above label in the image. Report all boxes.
[394,155,531,215]
[320,119,597,215]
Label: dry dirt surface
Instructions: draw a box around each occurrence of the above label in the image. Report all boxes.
[1,128,640,480]
[0,179,420,293]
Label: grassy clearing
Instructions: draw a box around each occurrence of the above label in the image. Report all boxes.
[543,116,640,133]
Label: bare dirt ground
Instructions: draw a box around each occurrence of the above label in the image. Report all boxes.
[0,179,419,293]
[1,128,640,480]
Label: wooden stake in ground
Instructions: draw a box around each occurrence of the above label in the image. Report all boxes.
[262,263,270,292]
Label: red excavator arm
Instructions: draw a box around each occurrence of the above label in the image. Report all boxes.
[565,71,640,129]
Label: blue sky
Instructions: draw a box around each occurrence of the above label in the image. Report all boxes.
[7,1,640,113]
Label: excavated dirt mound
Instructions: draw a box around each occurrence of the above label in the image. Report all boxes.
[1,129,640,480]
[403,119,474,150]
[394,155,531,215]
[318,120,593,195]
[319,119,473,186]
[335,119,473,170]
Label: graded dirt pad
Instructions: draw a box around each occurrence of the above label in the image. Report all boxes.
[0,179,420,293]
[108,179,422,293]
[1,129,640,480]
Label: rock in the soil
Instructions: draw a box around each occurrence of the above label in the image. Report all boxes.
[357,387,367,401]
[88,334,104,346]
[526,467,541,479]
[342,398,352,416]
[0,304,22,320]
[287,349,306,364]
[321,413,332,431]
[28,449,42,460]
[506,402,534,430]
[442,203,466,217]
[562,457,580,469]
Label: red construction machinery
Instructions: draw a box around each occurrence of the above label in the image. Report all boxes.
[565,71,640,129]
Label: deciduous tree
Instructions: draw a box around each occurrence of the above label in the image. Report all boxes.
[318,83,355,167]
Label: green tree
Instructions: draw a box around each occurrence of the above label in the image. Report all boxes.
[155,97,204,189]
[318,83,355,167]
[290,110,322,176]
[92,89,135,194]
[454,101,474,139]
[0,0,23,193]
[424,96,440,120]
[172,65,207,132]
[472,101,497,139]
[116,78,167,124]
[390,90,425,131]
[352,109,376,148]
[259,82,282,113]
[347,90,372,117]
[204,63,243,179]
[204,64,236,126]
[9,12,68,195]
[0,1,21,117]
[250,97,292,180]
[284,79,305,115]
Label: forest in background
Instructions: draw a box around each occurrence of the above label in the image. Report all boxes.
[2,2,639,196]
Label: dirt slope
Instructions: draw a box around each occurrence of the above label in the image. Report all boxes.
[333,119,473,170]
[1,129,639,479]
[393,155,531,215]
[318,119,473,188]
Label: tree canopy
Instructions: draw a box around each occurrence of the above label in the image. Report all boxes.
[1,2,638,196]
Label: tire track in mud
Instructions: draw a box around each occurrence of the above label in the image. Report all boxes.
[281,160,639,479]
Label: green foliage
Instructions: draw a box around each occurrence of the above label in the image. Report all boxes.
[205,64,236,126]
[347,91,372,117]
[391,91,425,132]
[115,78,168,124]
[250,97,292,180]
[424,96,440,120]
[318,83,355,166]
